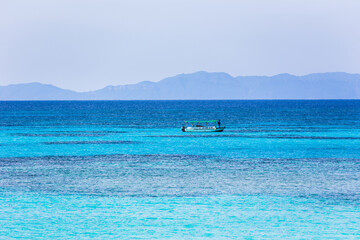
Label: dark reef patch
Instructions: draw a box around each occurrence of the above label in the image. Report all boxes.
[0,154,359,203]
[226,128,327,133]
[9,130,126,137]
[11,133,108,137]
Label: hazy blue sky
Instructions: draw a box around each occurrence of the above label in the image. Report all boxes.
[1,0,360,91]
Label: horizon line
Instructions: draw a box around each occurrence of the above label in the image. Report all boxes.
[2,99,360,102]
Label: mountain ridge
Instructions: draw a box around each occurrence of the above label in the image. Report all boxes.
[1,72,360,100]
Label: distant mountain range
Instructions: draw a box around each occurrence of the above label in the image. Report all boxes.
[1,71,360,100]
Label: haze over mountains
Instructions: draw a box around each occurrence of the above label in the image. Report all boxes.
[1,72,360,100]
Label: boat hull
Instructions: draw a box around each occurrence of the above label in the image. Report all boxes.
[182,127,225,132]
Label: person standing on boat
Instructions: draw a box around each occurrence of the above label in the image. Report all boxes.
[218,120,221,128]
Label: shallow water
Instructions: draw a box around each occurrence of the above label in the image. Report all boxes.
[1,100,360,238]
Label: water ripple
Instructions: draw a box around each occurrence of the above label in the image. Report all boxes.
[42,141,140,145]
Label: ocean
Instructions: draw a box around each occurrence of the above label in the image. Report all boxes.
[1,100,360,239]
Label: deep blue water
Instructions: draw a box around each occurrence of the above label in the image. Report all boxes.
[1,100,360,239]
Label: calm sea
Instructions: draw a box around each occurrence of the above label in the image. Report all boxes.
[1,100,360,239]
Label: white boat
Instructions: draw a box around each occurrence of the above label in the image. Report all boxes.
[181,120,225,132]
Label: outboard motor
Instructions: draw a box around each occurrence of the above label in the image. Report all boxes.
[181,126,186,132]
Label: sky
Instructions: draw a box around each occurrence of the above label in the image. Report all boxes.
[1,0,360,91]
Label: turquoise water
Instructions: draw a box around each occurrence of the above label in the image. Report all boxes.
[1,100,360,238]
